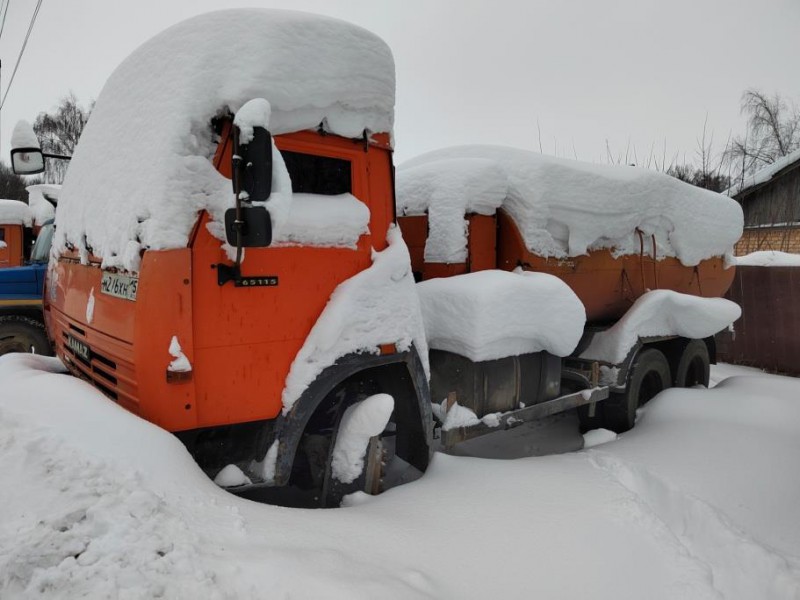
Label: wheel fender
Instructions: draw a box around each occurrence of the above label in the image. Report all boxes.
[271,346,431,486]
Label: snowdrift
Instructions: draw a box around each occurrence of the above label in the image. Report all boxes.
[2,354,798,599]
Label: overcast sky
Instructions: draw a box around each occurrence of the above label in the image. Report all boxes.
[0,0,798,166]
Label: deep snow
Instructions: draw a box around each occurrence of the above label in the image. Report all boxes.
[0,356,798,599]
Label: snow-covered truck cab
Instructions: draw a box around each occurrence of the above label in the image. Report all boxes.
[45,10,431,506]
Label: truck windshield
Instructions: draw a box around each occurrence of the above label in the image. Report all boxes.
[30,223,54,263]
[281,151,351,195]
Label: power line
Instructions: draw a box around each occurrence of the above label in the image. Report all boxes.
[0,0,43,110]
[0,0,11,42]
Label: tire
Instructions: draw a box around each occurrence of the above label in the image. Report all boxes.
[290,389,394,509]
[674,339,710,388]
[603,348,671,433]
[321,422,389,508]
[0,315,52,357]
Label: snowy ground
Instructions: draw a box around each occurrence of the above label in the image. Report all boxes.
[1,355,798,599]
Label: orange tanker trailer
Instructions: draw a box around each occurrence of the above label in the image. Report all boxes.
[397,146,743,435]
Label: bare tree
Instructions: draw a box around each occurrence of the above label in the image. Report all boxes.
[0,162,41,201]
[668,115,732,192]
[33,93,92,183]
[725,89,800,177]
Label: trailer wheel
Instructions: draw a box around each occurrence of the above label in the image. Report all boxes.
[604,348,671,433]
[674,339,710,388]
[0,316,52,357]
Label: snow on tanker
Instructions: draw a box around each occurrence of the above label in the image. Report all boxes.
[12,9,743,507]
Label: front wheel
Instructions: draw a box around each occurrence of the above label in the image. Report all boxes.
[0,316,52,357]
[603,348,671,433]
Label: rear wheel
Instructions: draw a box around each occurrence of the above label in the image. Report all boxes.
[674,339,710,388]
[603,348,671,433]
[0,316,52,356]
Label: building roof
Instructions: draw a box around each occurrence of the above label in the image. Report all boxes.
[725,147,800,197]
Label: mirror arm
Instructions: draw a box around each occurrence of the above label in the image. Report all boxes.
[42,152,72,161]
[230,126,245,277]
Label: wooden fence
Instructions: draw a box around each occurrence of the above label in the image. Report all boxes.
[716,266,800,376]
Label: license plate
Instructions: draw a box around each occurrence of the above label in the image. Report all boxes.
[66,334,91,362]
[101,272,139,301]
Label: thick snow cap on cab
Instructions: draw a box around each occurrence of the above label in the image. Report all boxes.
[0,199,32,226]
[54,9,395,272]
[398,146,744,267]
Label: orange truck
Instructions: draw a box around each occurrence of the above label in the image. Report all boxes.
[10,10,741,506]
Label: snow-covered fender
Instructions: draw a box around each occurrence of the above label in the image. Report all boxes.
[271,345,432,486]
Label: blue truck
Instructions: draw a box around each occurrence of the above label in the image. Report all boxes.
[0,217,54,356]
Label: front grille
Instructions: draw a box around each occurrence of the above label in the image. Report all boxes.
[55,311,139,411]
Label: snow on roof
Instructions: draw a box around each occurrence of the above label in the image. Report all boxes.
[735,251,800,267]
[580,290,741,364]
[0,199,32,226]
[724,147,800,197]
[25,184,59,226]
[10,120,38,149]
[54,9,394,271]
[399,146,743,266]
[417,269,586,362]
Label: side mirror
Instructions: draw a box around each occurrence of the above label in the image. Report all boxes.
[235,126,273,202]
[10,120,45,175]
[225,206,272,247]
[11,148,45,175]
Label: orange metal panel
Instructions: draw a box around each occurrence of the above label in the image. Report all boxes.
[397,215,427,276]
[496,210,736,323]
[423,262,468,279]
[466,214,496,272]
[190,212,371,427]
[0,224,24,267]
[51,250,196,430]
